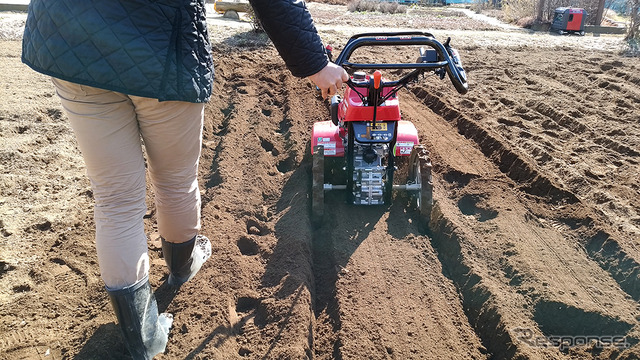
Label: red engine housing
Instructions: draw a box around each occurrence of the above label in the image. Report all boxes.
[339,83,401,122]
[311,74,419,157]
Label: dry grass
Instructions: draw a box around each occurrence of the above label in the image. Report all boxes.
[347,0,408,14]
[0,14,25,41]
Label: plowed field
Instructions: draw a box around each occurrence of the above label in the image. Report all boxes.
[1,4,639,359]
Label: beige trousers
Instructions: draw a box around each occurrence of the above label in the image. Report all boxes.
[53,78,204,290]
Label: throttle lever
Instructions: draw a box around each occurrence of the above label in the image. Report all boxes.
[325,44,333,62]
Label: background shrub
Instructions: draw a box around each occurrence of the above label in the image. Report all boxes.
[348,0,409,14]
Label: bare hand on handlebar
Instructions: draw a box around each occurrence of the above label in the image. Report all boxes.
[308,63,349,100]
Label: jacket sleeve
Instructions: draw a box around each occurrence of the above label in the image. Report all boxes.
[248,0,328,78]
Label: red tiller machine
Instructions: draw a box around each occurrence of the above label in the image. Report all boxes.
[309,32,468,226]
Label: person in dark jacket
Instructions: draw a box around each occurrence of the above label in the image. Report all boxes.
[22,0,348,358]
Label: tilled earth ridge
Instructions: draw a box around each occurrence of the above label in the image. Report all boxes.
[1,6,640,360]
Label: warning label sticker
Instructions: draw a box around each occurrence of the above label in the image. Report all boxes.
[395,141,414,155]
[318,141,336,149]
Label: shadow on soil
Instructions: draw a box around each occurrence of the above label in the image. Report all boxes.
[534,300,635,338]
[75,323,128,359]
[182,286,309,360]
[267,150,394,358]
[428,203,517,359]
[309,193,386,360]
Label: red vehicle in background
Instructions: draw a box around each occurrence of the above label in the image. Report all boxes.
[551,8,587,36]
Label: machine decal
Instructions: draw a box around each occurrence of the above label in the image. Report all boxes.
[369,122,388,131]
[395,141,415,155]
[318,141,336,148]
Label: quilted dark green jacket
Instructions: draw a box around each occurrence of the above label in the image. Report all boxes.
[22,0,213,102]
[22,0,328,103]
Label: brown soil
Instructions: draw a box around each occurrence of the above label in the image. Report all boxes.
[2,5,640,360]
[307,2,502,31]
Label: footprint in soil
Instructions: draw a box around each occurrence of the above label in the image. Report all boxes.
[12,284,31,293]
[276,154,297,173]
[260,138,280,156]
[229,297,273,356]
[235,296,272,329]
[442,169,478,188]
[0,261,16,279]
[499,97,516,107]
[0,220,13,237]
[458,194,498,222]
[276,118,292,134]
[229,295,263,330]
[246,218,269,236]
[48,258,87,293]
[233,81,248,94]
[237,236,259,256]
[16,125,29,134]
[25,219,52,232]
[599,61,623,72]
[236,296,259,315]
[45,108,63,121]
[497,118,523,127]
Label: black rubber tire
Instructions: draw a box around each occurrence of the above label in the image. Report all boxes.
[407,145,433,223]
[385,151,395,205]
[311,145,325,227]
[346,122,355,205]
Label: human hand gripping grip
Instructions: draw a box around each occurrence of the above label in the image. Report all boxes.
[308,62,350,99]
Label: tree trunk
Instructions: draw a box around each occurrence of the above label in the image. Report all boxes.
[594,0,606,25]
[627,0,639,40]
[536,0,545,21]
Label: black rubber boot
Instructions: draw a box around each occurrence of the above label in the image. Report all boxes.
[162,235,211,287]
[106,277,173,360]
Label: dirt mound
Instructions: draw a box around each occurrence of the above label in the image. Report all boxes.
[1,7,640,360]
